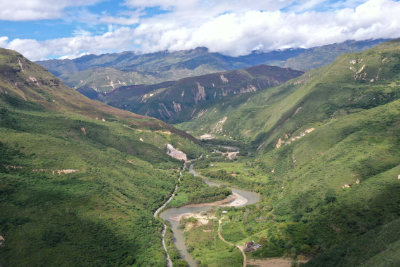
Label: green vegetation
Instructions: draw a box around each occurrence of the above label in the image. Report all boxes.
[168,173,231,208]
[180,39,400,265]
[37,47,232,94]
[283,39,388,71]
[2,37,400,266]
[0,48,203,266]
[67,67,163,93]
[0,134,175,266]
[183,216,242,267]
[179,40,400,146]
[305,218,400,266]
[164,223,189,267]
[191,98,400,263]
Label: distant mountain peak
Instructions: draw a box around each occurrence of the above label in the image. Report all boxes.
[36,38,390,95]
[192,47,209,53]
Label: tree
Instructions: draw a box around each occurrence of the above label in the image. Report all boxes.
[324,189,337,204]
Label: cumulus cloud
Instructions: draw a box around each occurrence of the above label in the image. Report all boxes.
[0,0,399,60]
[99,9,142,26]
[0,0,101,21]
[129,0,400,55]
[0,36,9,47]
[124,0,296,13]
[1,27,136,60]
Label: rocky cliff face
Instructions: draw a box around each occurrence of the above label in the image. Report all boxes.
[102,65,304,123]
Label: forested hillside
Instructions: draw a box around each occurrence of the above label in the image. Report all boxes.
[0,48,202,266]
[180,39,400,265]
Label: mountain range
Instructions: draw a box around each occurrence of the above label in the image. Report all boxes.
[2,37,400,267]
[99,65,304,123]
[37,39,388,94]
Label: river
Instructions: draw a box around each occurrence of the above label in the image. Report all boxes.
[160,163,260,267]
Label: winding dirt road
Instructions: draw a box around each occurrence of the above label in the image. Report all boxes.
[154,171,182,267]
[218,218,247,267]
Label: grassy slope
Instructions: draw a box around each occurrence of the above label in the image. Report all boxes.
[167,173,231,208]
[184,218,243,267]
[283,39,389,71]
[37,48,237,94]
[179,39,400,146]
[192,97,400,266]
[305,218,400,267]
[0,48,203,266]
[181,39,400,264]
[63,67,162,93]
[63,64,226,94]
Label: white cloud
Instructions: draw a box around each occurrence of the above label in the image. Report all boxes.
[6,38,49,59]
[1,0,399,60]
[99,9,142,25]
[124,0,296,13]
[129,0,400,55]
[2,27,136,60]
[0,36,9,47]
[288,0,331,12]
[0,0,101,20]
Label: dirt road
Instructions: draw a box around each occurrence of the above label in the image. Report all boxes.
[218,218,247,267]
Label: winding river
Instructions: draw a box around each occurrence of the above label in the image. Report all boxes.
[160,163,260,267]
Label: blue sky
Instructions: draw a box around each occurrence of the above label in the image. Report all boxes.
[0,0,399,60]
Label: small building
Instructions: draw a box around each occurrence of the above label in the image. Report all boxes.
[245,241,261,252]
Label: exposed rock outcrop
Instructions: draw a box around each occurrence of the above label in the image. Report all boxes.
[166,144,187,162]
[195,82,206,104]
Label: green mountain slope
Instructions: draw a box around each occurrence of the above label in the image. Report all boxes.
[305,218,400,267]
[0,48,202,266]
[183,39,400,264]
[63,67,163,94]
[37,39,387,94]
[179,39,400,146]
[38,47,242,93]
[283,39,389,71]
[101,65,303,123]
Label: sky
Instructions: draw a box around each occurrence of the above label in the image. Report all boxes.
[0,0,399,60]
